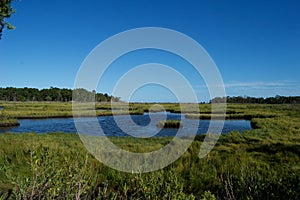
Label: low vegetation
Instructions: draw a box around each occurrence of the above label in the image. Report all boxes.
[0,102,145,120]
[157,120,183,128]
[0,111,19,127]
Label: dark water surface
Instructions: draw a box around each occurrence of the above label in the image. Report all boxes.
[0,112,251,136]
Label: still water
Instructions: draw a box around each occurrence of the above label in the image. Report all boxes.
[0,112,251,136]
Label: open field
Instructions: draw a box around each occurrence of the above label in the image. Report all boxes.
[0,102,299,199]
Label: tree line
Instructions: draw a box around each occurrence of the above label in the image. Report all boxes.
[211,95,300,104]
[0,87,120,102]
[1,87,299,104]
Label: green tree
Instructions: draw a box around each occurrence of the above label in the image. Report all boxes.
[0,0,15,39]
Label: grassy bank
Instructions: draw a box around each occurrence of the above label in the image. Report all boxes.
[0,102,145,119]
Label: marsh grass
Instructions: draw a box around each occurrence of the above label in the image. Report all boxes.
[0,111,19,127]
[157,120,183,128]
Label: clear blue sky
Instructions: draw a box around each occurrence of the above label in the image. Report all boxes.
[0,0,299,102]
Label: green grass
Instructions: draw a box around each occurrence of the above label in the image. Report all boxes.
[0,111,19,127]
[0,102,145,119]
[0,103,299,199]
[157,120,183,128]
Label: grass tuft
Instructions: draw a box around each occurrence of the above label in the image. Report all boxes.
[157,120,183,128]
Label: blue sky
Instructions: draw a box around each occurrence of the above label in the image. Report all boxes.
[0,0,299,102]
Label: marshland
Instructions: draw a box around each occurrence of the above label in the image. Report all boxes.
[0,100,299,199]
[2,0,300,198]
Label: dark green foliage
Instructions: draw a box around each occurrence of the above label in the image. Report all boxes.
[211,95,300,104]
[0,87,120,102]
[0,0,15,39]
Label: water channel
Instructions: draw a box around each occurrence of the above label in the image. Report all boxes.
[0,112,252,136]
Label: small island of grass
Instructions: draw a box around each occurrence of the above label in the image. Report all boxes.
[0,112,20,127]
[0,118,20,127]
[157,120,183,128]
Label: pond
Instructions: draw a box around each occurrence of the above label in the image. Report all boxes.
[0,106,3,110]
[0,112,252,136]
